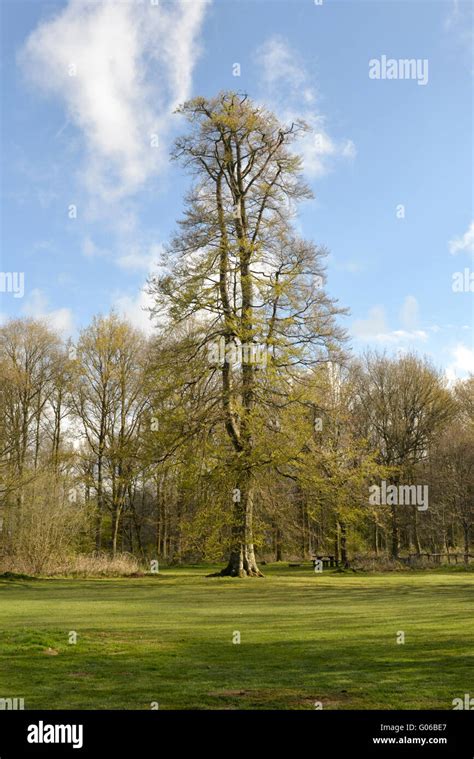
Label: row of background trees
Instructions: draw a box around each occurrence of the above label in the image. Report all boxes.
[0,314,471,574]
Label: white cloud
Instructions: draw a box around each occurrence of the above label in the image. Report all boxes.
[113,239,165,332]
[117,243,163,272]
[21,289,74,335]
[399,295,419,330]
[20,0,210,200]
[352,305,388,338]
[82,229,163,273]
[444,0,461,30]
[388,330,428,342]
[257,35,307,90]
[444,0,474,73]
[113,287,156,336]
[82,236,109,259]
[32,240,55,254]
[334,259,364,273]
[448,221,474,256]
[255,35,355,179]
[353,302,427,344]
[446,343,474,383]
[341,140,356,159]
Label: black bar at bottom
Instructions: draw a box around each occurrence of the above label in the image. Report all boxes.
[0,710,472,757]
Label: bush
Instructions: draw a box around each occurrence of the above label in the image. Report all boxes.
[0,472,88,575]
[58,553,142,577]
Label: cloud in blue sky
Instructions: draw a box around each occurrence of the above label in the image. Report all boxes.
[352,297,428,345]
[449,221,474,257]
[19,0,210,200]
[255,35,356,179]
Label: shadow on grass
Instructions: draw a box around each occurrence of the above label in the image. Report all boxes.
[0,634,469,710]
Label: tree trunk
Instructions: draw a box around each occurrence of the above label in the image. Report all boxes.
[390,504,399,560]
[373,517,379,555]
[463,523,470,565]
[112,500,123,557]
[412,506,421,555]
[339,520,348,567]
[275,527,283,562]
[112,510,119,557]
[94,508,102,554]
[213,471,263,577]
[162,503,168,559]
[300,499,307,558]
[95,453,104,552]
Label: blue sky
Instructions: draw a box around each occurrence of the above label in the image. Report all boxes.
[1,0,473,379]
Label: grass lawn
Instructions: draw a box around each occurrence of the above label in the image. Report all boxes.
[0,565,472,710]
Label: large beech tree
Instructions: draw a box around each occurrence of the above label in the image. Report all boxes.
[148,92,345,576]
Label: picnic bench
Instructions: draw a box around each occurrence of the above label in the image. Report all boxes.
[313,555,339,568]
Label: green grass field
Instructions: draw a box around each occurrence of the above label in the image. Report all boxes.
[0,566,472,710]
